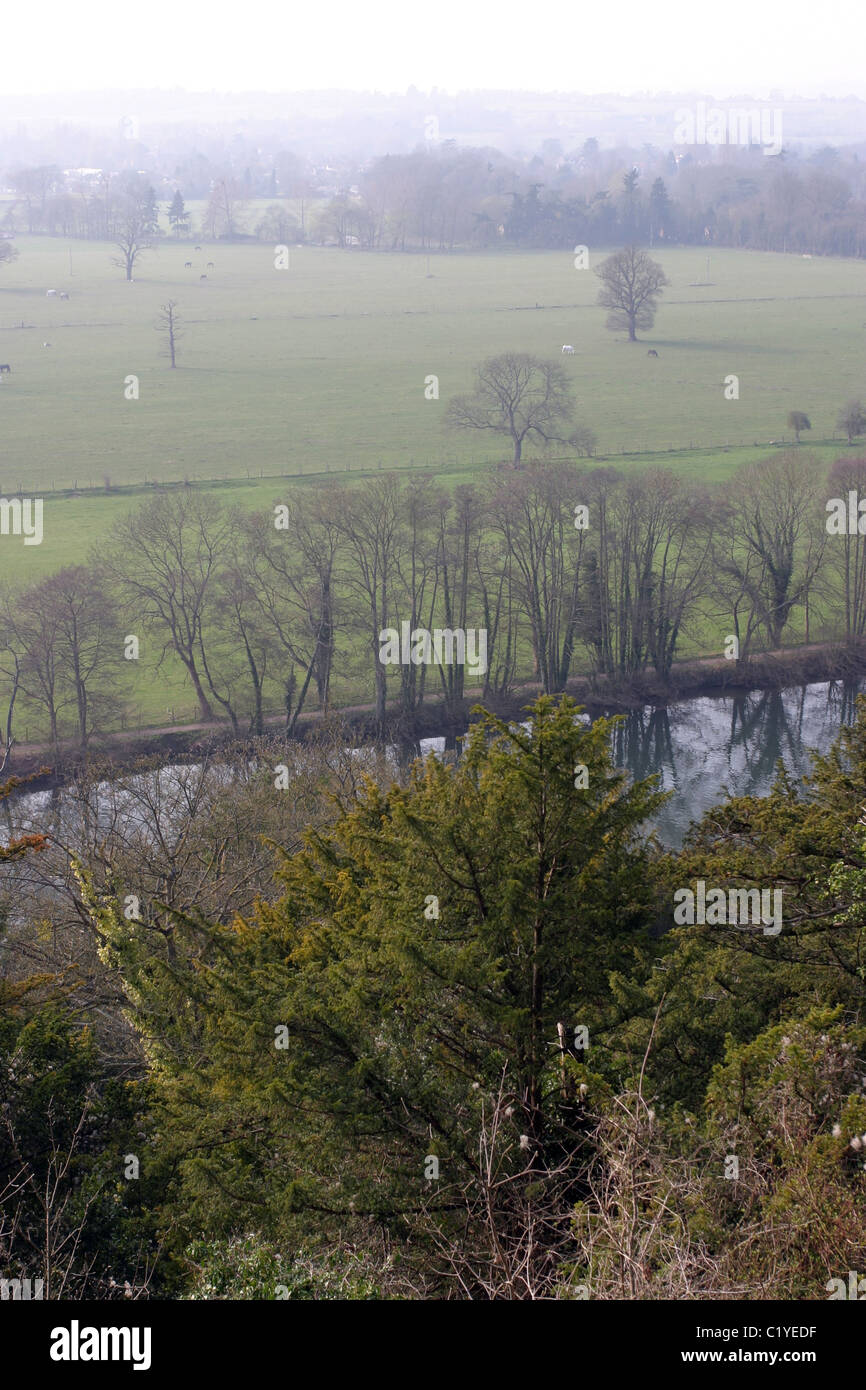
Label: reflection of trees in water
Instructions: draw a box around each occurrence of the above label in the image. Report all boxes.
[728,681,864,799]
[610,707,676,786]
[825,678,862,730]
[726,690,803,795]
[604,682,866,846]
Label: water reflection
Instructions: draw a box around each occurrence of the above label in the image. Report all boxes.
[6,680,863,853]
[608,678,863,846]
[420,679,864,847]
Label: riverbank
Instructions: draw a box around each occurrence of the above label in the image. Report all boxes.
[7,638,866,793]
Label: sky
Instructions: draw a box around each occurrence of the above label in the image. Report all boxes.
[2,0,864,97]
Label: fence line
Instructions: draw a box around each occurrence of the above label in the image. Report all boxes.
[7,436,854,500]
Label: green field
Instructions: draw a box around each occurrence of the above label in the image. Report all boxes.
[1,238,863,498]
[0,237,864,739]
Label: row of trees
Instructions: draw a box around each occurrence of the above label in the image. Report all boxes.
[2,450,865,756]
[292,146,866,257]
[2,693,866,1297]
[7,137,866,256]
[0,172,298,283]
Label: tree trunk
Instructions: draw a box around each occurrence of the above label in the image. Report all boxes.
[184,661,214,723]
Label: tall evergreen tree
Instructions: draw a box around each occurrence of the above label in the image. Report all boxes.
[168,189,189,238]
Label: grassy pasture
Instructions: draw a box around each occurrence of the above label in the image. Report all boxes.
[0,237,863,740]
[0,239,863,497]
[0,438,850,584]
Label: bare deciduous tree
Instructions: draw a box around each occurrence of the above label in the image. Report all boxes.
[447,353,592,464]
[104,494,230,723]
[713,451,826,652]
[111,187,156,281]
[595,244,669,342]
[156,299,182,368]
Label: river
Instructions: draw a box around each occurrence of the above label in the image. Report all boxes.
[5,679,864,850]
[417,678,865,846]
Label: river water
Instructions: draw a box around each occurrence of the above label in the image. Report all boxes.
[5,679,864,851]
[417,678,864,846]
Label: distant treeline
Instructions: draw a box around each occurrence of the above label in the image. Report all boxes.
[3,451,866,756]
[5,137,866,255]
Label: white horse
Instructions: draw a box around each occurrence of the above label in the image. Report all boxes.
[561,344,575,354]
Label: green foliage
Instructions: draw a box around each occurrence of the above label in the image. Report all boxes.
[182,1234,383,1300]
[55,695,866,1295]
[0,988,158,1296]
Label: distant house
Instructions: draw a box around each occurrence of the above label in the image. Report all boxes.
[63,167,104,188]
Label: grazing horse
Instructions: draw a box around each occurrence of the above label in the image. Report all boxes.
[184,261,192,269]
[42,342,51,348]
[647,348,659,357]
[0,364,11,374]
[206,262,214,270]
[59,291,69,300]
[561,344,575,354]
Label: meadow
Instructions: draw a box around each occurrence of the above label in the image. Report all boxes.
[0,237,862,502]
[0,236,863,736]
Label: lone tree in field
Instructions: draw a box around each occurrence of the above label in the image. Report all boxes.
[595,244,669,342]
[111,184,158,281]
[446,352,594,464]
[838,400,866,445]
[787,409,811,443]
[157,300,182,368]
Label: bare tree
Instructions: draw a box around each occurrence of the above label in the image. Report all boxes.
[447,353,592,464]
[2,580,64,756]
[202,178,247,239]
[111,187,156,281]
[391,479,441,719]
[246,492,344,733]
[156,300,182,368]
[595,245,669,342]
[837,402,866,446]
[0,598,22,772]
[419,1068,588,1299]
[826,454,866,641]
[611,471,714,679]
[432,485,491,717]
[713,451,826,651]
[492,462,593,693]
[103,494,230,723]
[0,568,118,757]
[335,477,405,730]
[7,165,64,233]
[787,410,811,444]
[40,567,120,753]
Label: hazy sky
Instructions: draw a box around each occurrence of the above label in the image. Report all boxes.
[4,0,864,96]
